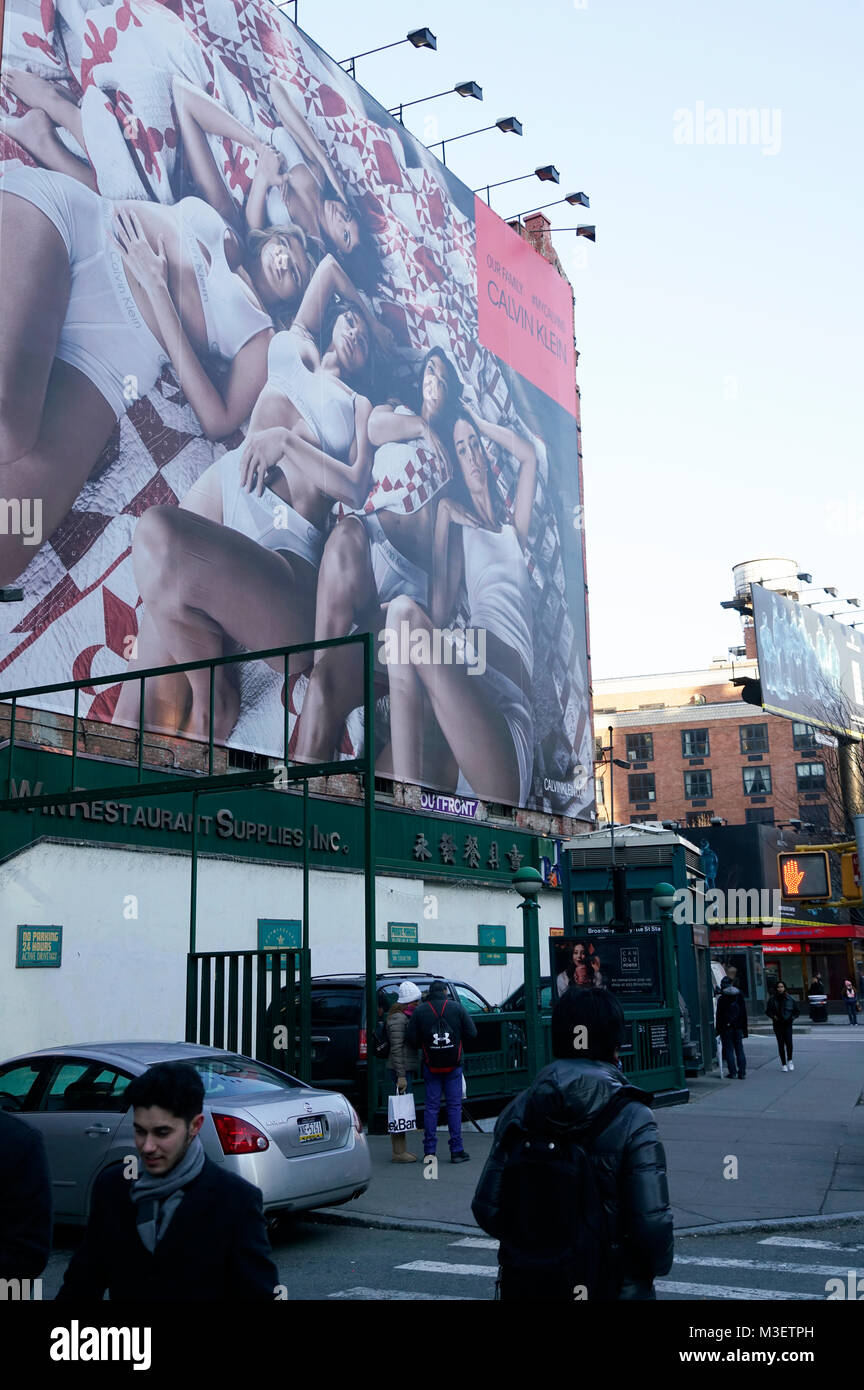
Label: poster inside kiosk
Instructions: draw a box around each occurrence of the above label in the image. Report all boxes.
[17,925,62,968]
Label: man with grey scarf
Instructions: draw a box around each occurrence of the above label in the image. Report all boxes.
[57,1061,278,1300]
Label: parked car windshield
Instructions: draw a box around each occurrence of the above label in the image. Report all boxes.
[191,1056,302,1098]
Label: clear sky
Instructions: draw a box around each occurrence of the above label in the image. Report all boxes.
[298,0,863,677]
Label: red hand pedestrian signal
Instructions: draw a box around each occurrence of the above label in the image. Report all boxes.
[781,859,805,896]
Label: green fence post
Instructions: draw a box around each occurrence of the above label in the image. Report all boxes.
[300,779,311,1083]
[363,633,378,1128]
[514,867,544,1080]
[655,882,684,1083]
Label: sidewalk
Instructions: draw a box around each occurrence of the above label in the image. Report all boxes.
[316,1028,864,1235]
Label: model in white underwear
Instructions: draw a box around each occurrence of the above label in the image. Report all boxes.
[2,61,376,289]
[113,253,379,744]
[386,406,540,808]
[0,163,307,584]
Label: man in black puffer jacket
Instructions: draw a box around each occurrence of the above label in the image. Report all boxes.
[472,987,674,1300]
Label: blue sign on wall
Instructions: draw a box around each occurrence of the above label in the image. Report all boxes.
[17,925,62,968]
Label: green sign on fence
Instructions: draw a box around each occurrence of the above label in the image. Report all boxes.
[388,922,418,969]
[258,919,301,971]
[17,925,62,968]
[478,924,507,966]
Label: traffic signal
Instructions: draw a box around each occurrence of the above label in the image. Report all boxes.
[777,850,831,901]
[841,851,862,903]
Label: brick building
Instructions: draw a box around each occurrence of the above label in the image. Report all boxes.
[593,659,836,832]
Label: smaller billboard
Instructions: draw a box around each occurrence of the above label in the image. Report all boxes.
[550,928,663,1003]
[751,584,864,738]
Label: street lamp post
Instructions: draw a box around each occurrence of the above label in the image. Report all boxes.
[513,866,544,1076]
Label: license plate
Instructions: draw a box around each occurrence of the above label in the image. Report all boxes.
[298,1117,326,1143]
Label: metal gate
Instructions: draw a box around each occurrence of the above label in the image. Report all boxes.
[186,947,312,1078]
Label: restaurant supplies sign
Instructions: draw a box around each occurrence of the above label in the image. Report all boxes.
[0,0,592,819]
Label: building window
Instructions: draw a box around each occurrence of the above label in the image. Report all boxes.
[681,729,710,758]
[743,765,772,795]
[228,748,271,771]
[628,773,655,803]
[800,803,831,829]
[796,762,826,793]
[684,770,712,799]
[595,776,605,805]
[626,733,654,762]
[745,807,775,824]
[792,722,819,751]
[685,810,713,829]
[594,735,604,761]
[630,814,657,823]
[740,723,769,754]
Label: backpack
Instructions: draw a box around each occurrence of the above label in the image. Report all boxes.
[494,1090,632,1302]
[418,1001,462,1074]
[372,1018,390,1061]
[722,992,745,1029]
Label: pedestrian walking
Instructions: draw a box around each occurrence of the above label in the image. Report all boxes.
[472,987,674,1301]
[715,976,748,1079]
[406,980,477,1163]
[0,1108,52,1283]
[843,979,859,1025]
[56,1061,278,1300]
[766,980,799,1070]
[386,980,422,1163]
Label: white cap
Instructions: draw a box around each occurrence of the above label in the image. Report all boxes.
[397,980,422,1004]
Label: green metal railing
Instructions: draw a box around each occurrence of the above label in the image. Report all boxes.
[186,947,312,1079]
[1,632,378,1110]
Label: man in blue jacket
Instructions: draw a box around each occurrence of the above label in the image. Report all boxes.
[56,1061,278,1300]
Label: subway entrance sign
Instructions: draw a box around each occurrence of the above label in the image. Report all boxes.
[777,851,831,901]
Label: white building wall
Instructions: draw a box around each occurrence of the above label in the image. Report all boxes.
[0,841,554,1057]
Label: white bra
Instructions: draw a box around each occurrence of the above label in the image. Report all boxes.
[177,198,273,359]
[267,329,356,457]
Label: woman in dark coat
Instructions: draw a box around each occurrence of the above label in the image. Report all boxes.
[766,980,799,1071]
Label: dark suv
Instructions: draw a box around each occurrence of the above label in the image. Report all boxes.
[278,973,506,1103]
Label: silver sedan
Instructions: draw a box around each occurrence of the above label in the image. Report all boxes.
[0,1041,371,1223]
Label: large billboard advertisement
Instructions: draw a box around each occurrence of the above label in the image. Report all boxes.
[751,584,864,739]
[0,0,592,816]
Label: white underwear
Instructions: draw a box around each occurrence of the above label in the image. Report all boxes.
[455,663,534,806]
[361,511,428,606]
[219,446,324,568]
[1,166,168,418]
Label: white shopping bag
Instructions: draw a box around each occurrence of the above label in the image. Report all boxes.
[387,1092,417,1134]
[716,1036,724,1072]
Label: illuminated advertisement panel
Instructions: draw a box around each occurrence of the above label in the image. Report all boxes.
[752,583,864,739]
[0,0,592,815]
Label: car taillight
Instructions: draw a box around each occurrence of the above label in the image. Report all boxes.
[212,1113,269,1155]
[358,1028,367,1060]
[349,1103,363,1135]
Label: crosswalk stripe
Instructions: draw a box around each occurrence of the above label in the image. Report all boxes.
[328,1286,480,1300]
[674,1254,853,1277]
[397,1260,496,1277]
[760,1236,864,1252]
[450,1237,498,1250]
[657,1280,821,1301]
